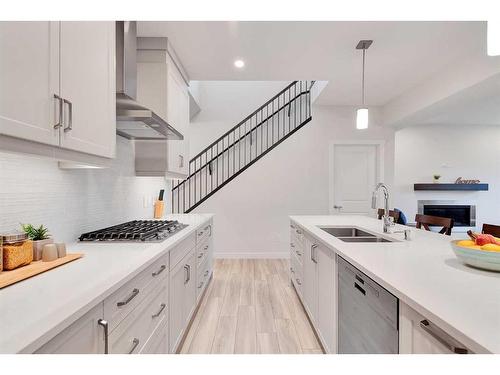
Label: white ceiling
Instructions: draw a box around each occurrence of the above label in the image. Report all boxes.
[138,21,487,106]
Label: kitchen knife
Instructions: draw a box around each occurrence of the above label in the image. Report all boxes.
[159,189,165,201]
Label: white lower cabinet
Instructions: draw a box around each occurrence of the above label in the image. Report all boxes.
[169,248,196,353]
[299,229,336,353]
[35,303,104,354]
[399,302,470,354]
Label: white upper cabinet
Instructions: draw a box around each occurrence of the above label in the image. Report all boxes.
[0,22,60,146]
[59,22,116,158]
[0,21,116,160]
[166,67,189,177]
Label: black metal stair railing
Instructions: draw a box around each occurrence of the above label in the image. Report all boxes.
[171,80,315,213]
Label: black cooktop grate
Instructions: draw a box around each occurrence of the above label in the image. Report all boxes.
[78,220,186,242]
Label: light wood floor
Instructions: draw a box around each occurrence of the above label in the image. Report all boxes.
[180,259,324,354]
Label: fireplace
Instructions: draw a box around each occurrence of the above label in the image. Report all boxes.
[417,200,476,228]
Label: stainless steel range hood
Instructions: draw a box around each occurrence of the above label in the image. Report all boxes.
[115,21,183,140]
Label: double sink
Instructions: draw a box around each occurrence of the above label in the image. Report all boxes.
[319,227,397,243]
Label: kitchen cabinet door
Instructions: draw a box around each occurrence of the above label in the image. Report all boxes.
[302,236,318,325]
[316,244,336,353]
[399,302,469,354]
[169,248,195,353]
[0,22,60,146]
[183,250,197,325]
[166,67,189,177]
[59,21,116,158]
[35,303,104,354]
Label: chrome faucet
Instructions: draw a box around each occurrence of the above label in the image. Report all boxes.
[372,183,394,233]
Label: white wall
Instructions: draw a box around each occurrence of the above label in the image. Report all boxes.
[189,81,394,257]
[0,137,167,242]
[393,124,500,230]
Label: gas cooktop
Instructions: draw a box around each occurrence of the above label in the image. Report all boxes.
[78,220,188,242]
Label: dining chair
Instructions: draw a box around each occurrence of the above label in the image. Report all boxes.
[415,214,454,235]
[377,209,401,223]
[482,223,500,237]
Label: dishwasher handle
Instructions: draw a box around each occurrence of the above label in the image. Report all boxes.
[419,319,468,354]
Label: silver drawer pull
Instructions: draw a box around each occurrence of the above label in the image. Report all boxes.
[296,250,302,256]
[198,281,204,289]
[290,224,296,229]
[152,303,166,318]
[53,94,63,129]
[204,270,209,277]
[296,229,302,235]
[62,98,73,132]
[117,288,139,307]
[290,243,295,248]
[198,253,204,259]
[203,245,209,250]
[128,338,140,354]
[419,320,468,354]
[290,267,295,274]
[152,264,166,277]
[198,231,204,236]
[97,319,109,354]
[295,278,302,286]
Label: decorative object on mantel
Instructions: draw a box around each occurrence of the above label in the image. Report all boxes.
[433,174,441,183]
[0,253,84,289]
[455,177,481,184]
[414,183,489,191]
[21,223,53,261]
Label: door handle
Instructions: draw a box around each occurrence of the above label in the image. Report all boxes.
[419,320,468,354]
[97,319,109,354]
[53,94,63,129]
[63,98,73,132]
[311,244,318,263]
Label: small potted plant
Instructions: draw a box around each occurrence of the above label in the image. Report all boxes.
[433,174,441,183]
[21,224,53,261]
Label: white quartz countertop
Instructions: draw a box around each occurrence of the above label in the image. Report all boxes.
[0,214,213,354]
[289,215,500,354]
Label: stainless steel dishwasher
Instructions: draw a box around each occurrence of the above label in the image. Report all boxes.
[337,256,399,354]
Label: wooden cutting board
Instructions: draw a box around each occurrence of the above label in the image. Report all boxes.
[0,253,84,289]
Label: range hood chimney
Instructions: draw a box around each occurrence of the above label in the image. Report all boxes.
[115,21,183,140]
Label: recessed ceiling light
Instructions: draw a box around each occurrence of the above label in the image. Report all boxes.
[234,59,245,68]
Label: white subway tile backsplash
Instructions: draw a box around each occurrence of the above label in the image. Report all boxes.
[0,137,167,242]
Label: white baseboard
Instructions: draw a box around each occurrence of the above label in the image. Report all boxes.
[214,252,289,259]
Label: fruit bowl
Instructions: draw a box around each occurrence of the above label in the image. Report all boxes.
[450,240,500,272]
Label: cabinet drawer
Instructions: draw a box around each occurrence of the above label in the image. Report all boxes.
[109,283,168,354]
[169,233,196,269]
[196,257,212,301]
[290,255,303,297]
[104,254,168,331]
[196,222,212,244]
[196,238,211,268]
[140,314,168,354]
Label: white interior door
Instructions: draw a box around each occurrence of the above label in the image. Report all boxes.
[331,144,378,214]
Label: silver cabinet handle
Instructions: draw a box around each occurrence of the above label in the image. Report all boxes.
[198,281,204,289]
[63,98,72,132]
[53,94,63,129]
[128,338,140,354]
[290,243,295,248]
[97,319,109,354]
[198,230,204,237]
[208,225,212,236]
[152,303,166,318]
[296,250,302,257]
[290,267,295,274]
[419,320,468,354]
[333,205,343,209]
[204,270,209,277]
[296,278,302,286]
[152,264,166,277]
[117,288,139,307]
[296,229,302,235]
[179,154,184,168]
[311,244,318,264]
[184,265,191,284]
[290,224,296,229]
[198,252,204,259]
[203,245,209,250]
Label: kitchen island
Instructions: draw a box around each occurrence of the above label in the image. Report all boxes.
[0,214,214,354]
[290,215,500,354]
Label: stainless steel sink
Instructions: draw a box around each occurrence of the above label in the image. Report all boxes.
[320,227,375,238]
[319,226,397,243]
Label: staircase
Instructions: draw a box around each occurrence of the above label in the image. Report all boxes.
[171,80,315,213]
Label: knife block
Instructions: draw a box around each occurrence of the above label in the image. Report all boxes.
[154,200,164,219]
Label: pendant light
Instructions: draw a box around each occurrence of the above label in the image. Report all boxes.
[488,21,500,56]
[356,40,373,129]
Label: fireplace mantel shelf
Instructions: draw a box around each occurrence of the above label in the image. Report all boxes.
[414,183,489,191]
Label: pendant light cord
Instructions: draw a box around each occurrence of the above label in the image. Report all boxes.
[362,48,366,106]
